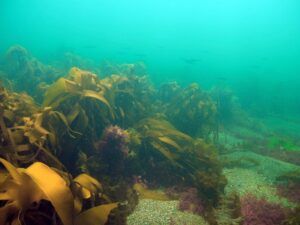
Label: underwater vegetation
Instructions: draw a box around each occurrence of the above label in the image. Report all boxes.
[0,45,299,225]
[276,170,300,205]
[0,158,118,225]
[178,187,205,215]
[240,194,287,225]
[0,46,61,101]
[0,46,230,225]
[163,83,217,138]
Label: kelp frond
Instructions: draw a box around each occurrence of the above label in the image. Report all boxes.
[43,67,114,119]
[0,158,118,225]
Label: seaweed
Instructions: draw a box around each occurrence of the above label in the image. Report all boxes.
[131,117,226,206]
[276,170,300,204]
[0,158,119,225]
[1,45,60,101]
[178,187,205,215]
[101,74,156,128]
[0,47,235,223]
[41,67,116,169]
[213,192,242,225]
[240,194,287,225]
[164,83,217,138]
[283,206,300,225]
[100,61,147,77]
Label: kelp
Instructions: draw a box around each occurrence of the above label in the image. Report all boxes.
[101,74,155,128]
[1,106,78,169]
[0,158,118,225]
[43,67,114,141]
[164,83,217,138]
[0,86,38,126]
[22,107,80,156]
[40,68,117,170]
[100,61,147,77]
[43,67,112,113]
[75,203,118,225]
[132,117,226,205]
[0,54,230,221]
[1,45,60,100]
[57,52,100,75]
[213,192,242,225]
[158,81,181,103]
[134,117,193,164]
[210,86,238,125]
[0,87,41,166]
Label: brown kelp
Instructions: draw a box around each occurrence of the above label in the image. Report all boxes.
[43,67,113,136]
[0,45,237,224]
[0,158,119,225]
[101,74,156,128]
[131,117,226,206]
[100,61,147,77]
[164,83,217,138]
[1,45,60,101]
[42,67,115,169]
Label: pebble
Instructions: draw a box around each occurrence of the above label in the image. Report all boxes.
[127,199,208,225]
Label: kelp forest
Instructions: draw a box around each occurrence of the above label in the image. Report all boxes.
[0,46,300,225]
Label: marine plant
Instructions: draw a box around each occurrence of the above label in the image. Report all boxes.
[132,117,226,206]
[213,192,242,225]
[43,67,114,138]
[1,45,60,100]
[210,86,237,124]
[158,81,181,103]
[240,194,286,225]
[100,61,147,77]
[133,117,193,183]
[41,67,116,169]
[134,117,193,161]
[184,139,227,205]
[101,74,156,128]
[267,135,299,152]
[276,170,300,204]
[282,206,300,225]
[92,125,129,177]
[0,158,118,225]
[164,83,217,138]
[58,52,99,75]
[0,47,234,222]
[21,107,81,169]
[0,86,80,169]
[0,87,44,166]
[0,86,38,125]
[178,187,205,215]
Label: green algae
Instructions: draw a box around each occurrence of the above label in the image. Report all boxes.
[267,136,300,152]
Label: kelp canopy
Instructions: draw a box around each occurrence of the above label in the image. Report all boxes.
[0,46,230,225]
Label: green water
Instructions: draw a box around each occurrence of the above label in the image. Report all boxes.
[1,0,300,116]
[1,2,300,80]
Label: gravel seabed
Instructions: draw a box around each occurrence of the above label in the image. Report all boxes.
[128,151,299,224]
[222,151,299,207]
[127,199,208,225]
